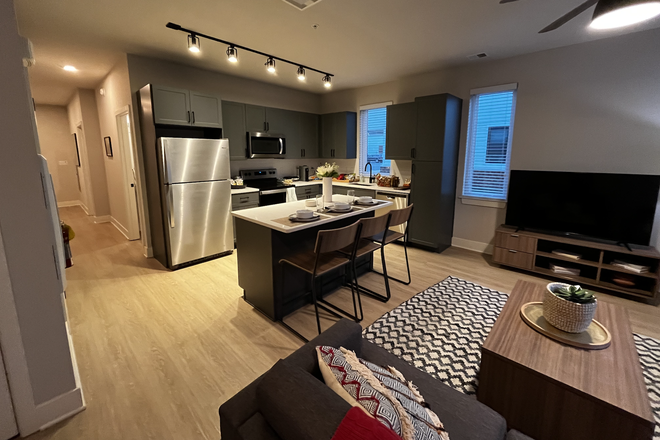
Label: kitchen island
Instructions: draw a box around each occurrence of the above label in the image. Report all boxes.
[233,199,392,321]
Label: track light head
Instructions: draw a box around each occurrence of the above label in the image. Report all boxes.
[227,46,238,63]
[590,0,660,29]
[265,57,276,73]
[322,74,332,88]
[188,34,200,53]
[297,66,306,81]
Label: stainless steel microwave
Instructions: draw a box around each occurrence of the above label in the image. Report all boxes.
[248,132,286,159]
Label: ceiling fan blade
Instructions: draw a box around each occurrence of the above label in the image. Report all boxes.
[539,0,599,33]
[499,0,521,3]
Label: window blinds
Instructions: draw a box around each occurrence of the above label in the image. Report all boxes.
[463,87,517,200]
[359,106,390,175]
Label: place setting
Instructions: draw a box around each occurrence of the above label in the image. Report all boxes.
[287,209,321,223]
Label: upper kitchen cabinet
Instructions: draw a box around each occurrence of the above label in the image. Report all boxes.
[245,105,267,133]
[151,85,223,128]
[385,102,417,160]
[320,112,357,159]
[221,101,247,160]
[414,94,462,162]
[299,112,319,158]
[152,85,191,125]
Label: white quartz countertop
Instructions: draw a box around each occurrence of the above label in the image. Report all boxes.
[292,180,410,195]
[231,187,259,195]
[232,198,392,233]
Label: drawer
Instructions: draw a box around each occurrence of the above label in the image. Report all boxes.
[495,231,536,253]
[493,247,534,270]
[295,185,320,197]
[232,192,259,208]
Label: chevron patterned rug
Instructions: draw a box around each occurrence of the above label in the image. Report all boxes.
[362,276,660,439]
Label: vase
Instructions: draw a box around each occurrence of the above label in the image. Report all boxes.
[323,177,333,203]
[543,282,597,333]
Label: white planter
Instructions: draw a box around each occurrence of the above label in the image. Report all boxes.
[543,282,597,333]
[323,177,333,203]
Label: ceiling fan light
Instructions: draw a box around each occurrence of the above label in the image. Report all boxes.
[590,0,660,29]
[227,46,238,62]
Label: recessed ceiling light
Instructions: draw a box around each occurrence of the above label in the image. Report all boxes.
[63,65,77,72]
[590,1,660,29]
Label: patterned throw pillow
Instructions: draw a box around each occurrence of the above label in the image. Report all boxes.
[316,346,449,440]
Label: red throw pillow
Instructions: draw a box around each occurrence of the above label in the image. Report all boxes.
[332,407,403,440]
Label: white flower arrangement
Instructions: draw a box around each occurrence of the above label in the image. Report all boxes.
[316,162,340,178]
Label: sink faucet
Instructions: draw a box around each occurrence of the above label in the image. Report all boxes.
[364,162,373,183]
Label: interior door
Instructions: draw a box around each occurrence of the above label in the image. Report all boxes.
[0,348,18,440]
[116,111,141,240]
[151,86,191,126]
[167,180,233,266]
[190,91,222,128]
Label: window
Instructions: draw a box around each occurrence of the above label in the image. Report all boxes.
[359,103,392,175]
[463,84,517,201]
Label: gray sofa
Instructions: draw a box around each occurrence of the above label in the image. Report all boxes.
[219,319,532,440]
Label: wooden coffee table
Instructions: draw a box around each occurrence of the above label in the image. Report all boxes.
[478,280,655,440]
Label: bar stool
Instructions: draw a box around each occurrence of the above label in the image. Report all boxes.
[371,204,414,287]
[340,215,392,307]
[279,221,362,340]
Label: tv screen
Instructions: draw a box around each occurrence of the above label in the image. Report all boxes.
[505,171,660,246]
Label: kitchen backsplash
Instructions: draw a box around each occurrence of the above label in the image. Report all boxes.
[230,158,412,182]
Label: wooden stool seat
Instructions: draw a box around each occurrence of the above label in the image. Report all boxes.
[370,229,404,245]
[279,251,350,276]
[341,239,382,259]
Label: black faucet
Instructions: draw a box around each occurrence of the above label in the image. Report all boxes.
[364,162,374,183]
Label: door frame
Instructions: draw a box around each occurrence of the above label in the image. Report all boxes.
[75,123,96,215]
[114,106,141,240]
[0,346,18,440]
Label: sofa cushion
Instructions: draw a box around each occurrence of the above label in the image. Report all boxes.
[257,359,351,440]
[286,319,363,380]
[317,346,450,440]
[238,412,281,440]
[331,407,403,440]
[360,340,507,440]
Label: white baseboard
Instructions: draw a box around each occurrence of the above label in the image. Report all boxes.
[110,217,130,239]
[143,245,153,258]
[79,203,89,215]
[34,387,85,434]
[452,237,494,255]
[92,215,111,224]
[56,200,82,208]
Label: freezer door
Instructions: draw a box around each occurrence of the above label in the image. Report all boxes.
[160,138,230,184]
[165,180,233,266]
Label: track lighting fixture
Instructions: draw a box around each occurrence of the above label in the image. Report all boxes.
[590,0,660,29]
[265,57,276,73]
[226,46,238,63]
[188,34,200,53]
[167,22,334,87]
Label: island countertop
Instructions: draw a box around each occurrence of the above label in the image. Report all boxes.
[232,199,392,233]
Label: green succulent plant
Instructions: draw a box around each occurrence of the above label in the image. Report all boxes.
[551,284,596,304]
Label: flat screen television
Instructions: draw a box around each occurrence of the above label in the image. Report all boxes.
[505,171,660,246]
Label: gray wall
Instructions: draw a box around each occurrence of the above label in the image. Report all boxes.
[322,27,660,251]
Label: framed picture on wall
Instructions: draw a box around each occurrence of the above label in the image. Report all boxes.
[73,133,81,166]
[104,136,113,157]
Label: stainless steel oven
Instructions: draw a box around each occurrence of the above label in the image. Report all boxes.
[248,132,286,159]
[240,168,292,206]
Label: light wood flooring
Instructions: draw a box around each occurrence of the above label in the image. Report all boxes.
[29,206,660,439]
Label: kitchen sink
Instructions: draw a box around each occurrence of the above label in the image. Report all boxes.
[349,183,374,186]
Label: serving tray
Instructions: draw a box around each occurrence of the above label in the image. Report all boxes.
[520,302,611,350]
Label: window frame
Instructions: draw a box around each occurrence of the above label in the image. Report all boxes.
[461,83,518,206]
[359,101,393,176]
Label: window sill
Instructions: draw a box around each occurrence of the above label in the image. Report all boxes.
[460,196,506,209]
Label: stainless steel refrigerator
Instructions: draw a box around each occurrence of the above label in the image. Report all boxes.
[158,137,233,268]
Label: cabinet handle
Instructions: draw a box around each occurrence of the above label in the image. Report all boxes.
[192,111,195,124]
[511,234,519,238]
[187,111,191,123]
[412,163,416,174]
[411,148,416,158]
[240,196,250,201]
[508,250,517,253]
[301,149,304,157]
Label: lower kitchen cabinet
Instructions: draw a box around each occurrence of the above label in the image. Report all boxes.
[232,192,259,244]
[409,161,457,252]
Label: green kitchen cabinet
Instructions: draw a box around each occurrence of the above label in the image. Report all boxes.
[320,112,357,159]
[385,102,417,160]
[221,101,247,160]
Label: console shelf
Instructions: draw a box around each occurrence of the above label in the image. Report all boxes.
[493,225,660,303]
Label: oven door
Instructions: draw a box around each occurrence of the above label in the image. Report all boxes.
[260,188,288,206]
[248,132,286,159]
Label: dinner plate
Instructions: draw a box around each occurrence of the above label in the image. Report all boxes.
[328,207,352,213]
[289,213,321,222]
[354,200,378,206]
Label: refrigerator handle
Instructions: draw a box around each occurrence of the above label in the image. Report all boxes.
[161,144,172,184]
[166,186,175,228]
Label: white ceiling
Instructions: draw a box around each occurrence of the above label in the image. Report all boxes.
[15,0,660,105]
